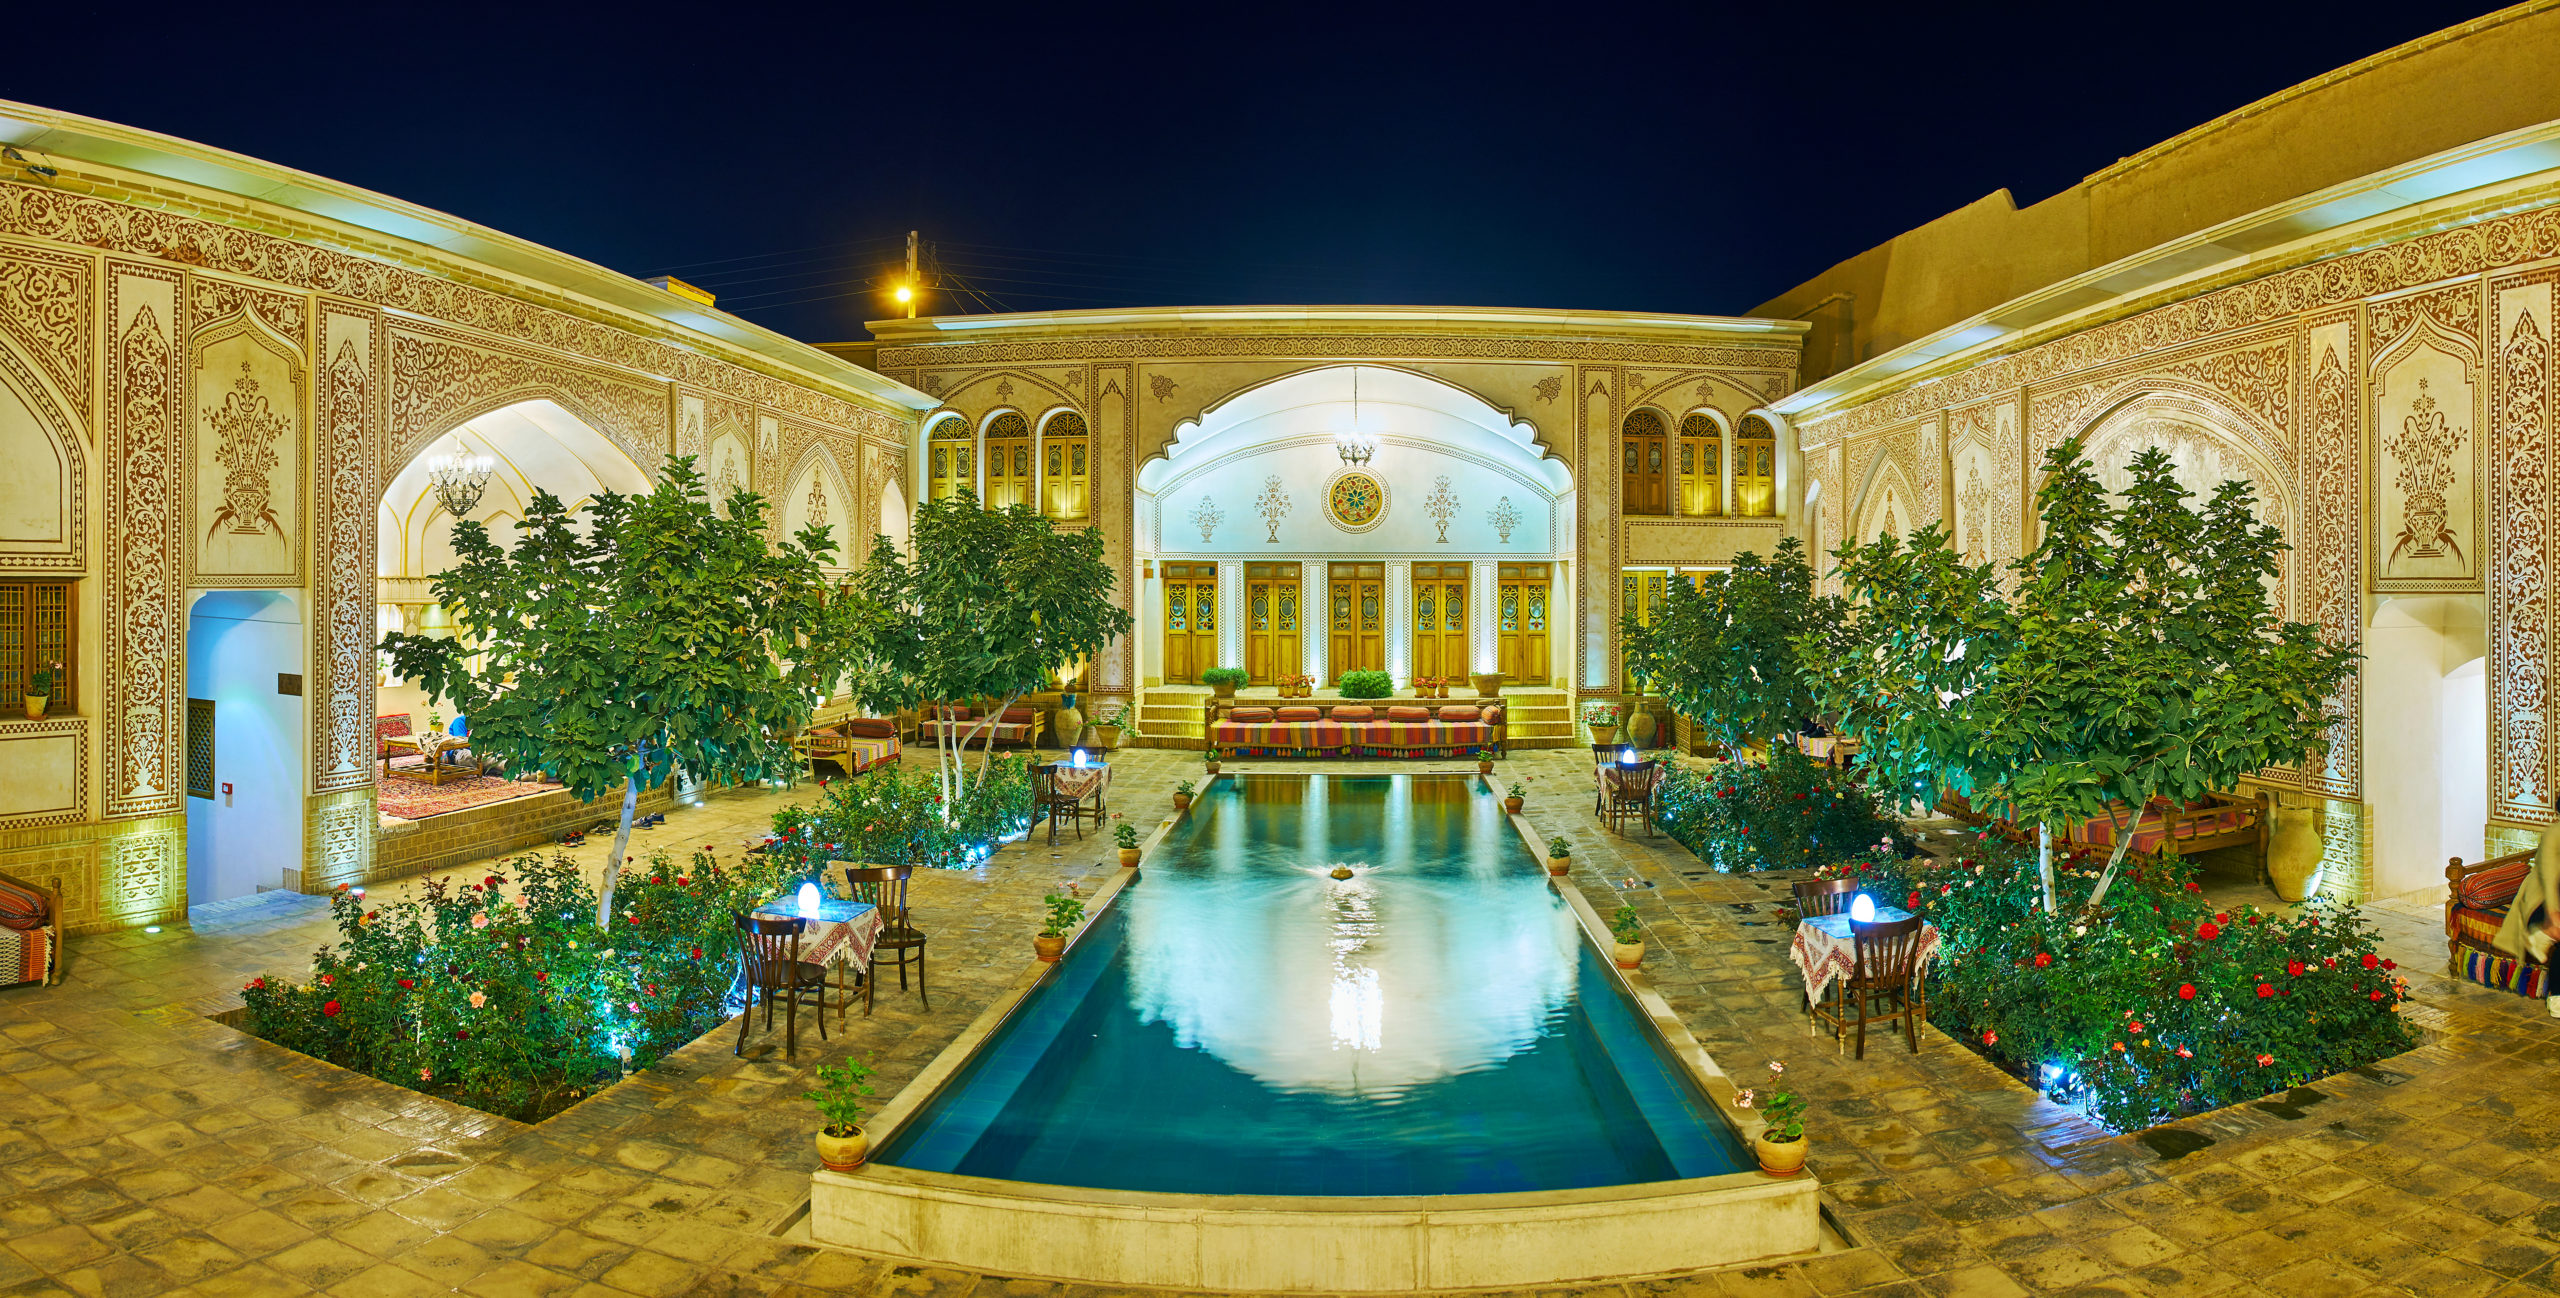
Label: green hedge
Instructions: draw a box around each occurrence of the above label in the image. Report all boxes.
[1652,746,1907,872]
[1824,840,2416,1131]
[1198,666,1251,688]
[1337,669,1393,699]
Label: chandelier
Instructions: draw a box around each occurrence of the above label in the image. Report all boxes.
[1336,367,1377,466]
[427,451,496,517]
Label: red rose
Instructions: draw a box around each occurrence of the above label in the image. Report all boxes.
[322,1000,342,1017]
[689,946,703,961]
[2256,983,2274,999]
[2287,961,2306,977]
[2360,953,2379,970]
[2033,952,2052,968]
[2177,983,2196,1000]
[2186,881,2202,892]
[397,978,415,990]
[1908,892,1922,909]
[2370,990,2385,1001]
[485,875,503,889]
[2215,913,2230,924]
[319,974,334,987]
[534,971,547,982]
[455,1029,469,1040]
[2255,1053,2274,1066]
[2383,959,2397,971]
[2197,923,2220,940]
[1984,1030,1998,1046]
[246,977,267,991]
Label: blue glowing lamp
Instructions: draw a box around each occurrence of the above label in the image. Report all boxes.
[1619,746,1638,765]
[1849,892,1877,922]
[796,880,821,919]
[1072,747,1090,768]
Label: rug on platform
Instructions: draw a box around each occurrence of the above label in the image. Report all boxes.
[376,772,562,820]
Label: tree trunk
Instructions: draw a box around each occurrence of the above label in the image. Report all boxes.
[595,771,642,928]
[2036,822,2056,914]
[2084,801,2143,909]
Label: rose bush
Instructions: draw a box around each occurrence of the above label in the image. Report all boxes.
[1653,745,1910,872]
[1821,838,2414,1131]
[242,847,789,1121]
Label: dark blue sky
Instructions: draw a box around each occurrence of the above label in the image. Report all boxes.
[8,2,2507,342]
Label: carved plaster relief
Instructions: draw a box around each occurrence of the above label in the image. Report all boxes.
[0,245,90,414]
[707,431,750,517]
[2491,273,2555,823]
[2369,320,2483,590]
[2303,313,2364,800]
[106,262,183,819]
[311,306,380,795]
[189,308,304,582]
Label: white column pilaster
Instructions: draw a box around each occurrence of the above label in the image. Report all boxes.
[1386,560,1413,687]
[1217,560,1244,671]
[1301,559,1329,684]
[1472,560,1499,675]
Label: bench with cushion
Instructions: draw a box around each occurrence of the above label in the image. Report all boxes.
[919,704,1040,749]
[795,710,903,777]
[0,869,61,988]
[1938,789,2271,882]
[1208,699,1503,758]
[2446,847,2544,998]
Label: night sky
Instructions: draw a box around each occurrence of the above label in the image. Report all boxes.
[5,2,2510,343]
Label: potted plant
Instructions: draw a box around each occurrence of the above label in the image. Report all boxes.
[1035,891,1085,962]
[809,1055,877,1172]
[24,660,55,721]
[1476,746,1494,776]
[1200,666,1249,699]
[1089,703,1134,750]
[1337,669,1393,700]
[1471,670,1503,697]
[1610,905,1645,968]
[1503,781,1526,814]
[1173,779,1195,812]
[1584,702,1621,747]
[1736,1061,1808,1177]
[1204,745,1222,776]
[1114,822,1141,866]
[1547,836,1572,876]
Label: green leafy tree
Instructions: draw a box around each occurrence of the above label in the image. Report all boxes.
[839,489,1134,814]
[382,456,854,926]
[1623,537,1833,754]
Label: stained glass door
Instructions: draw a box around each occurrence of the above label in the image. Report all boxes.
[1244,564,1300,683]
[1161,562,1218,683]
[1328,562,1383,681]
[1497,563,1550,683]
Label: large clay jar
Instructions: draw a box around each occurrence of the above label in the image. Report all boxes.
[1054,695,1084,751]
[1628,707,1659,749]
[2266,799,2325,902]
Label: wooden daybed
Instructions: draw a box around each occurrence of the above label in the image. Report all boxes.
[1937,789,2272,882]
[1204,696,1505,758]
[0,868,62,988]
[2445,847,2544,997]
[792,704,904,778]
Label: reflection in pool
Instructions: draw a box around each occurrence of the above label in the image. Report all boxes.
[874,773,1746,1196]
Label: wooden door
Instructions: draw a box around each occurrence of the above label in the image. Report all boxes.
[1412,563,1467,680]
[1679,414,1721,516]
[984,412,1032,511]
[1328,562,1383,680]
[1497,564,1550,683]
[1162,562,1218,683]
[1736,415,1777,517]
[1245,566,1300,683]
[1622,410,1668,515]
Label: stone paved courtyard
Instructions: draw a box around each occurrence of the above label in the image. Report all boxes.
[1,747,2554,1297]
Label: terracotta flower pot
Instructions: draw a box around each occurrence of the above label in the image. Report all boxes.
[1210,680,1237,699]
[815,1126,869,1172]
[1503,796,1524,814]
[1172,794,1191,812]
[1752,1134,1808,1177]
[1118,846,1141,866]
[1033,934,1066,962]
[1613,939,1644,969]
[1476,760,1494,775]
[1547,856,1570,876]
[1206,761,1221,775]
[1588,724,1617,747]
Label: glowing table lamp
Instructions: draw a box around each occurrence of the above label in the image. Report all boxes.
[1618,746,1638,765]
[1072,747,1090,768]
[1849,893,1877,923]
[796,880,821,920]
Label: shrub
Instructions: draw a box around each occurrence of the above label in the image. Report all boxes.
[1654,746,1908,872]
[1199,666,1250,688]
[242,848,789,1122]
[1825,839,2416,1131]
[1338,669,1393,699]
[767,756,1034,877]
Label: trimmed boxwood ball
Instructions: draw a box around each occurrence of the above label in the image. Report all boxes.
[1823,838,2415,1132]
[1198,666,1251,688]
[1336,669,1393,699]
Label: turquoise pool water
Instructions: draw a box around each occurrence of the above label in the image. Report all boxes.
[874,773,1748,1196]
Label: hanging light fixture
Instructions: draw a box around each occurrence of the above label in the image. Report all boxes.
[427,450,496,517]
[1336,367,1377,466]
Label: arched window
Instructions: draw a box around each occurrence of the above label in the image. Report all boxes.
[926,415,973,502]
[1735,414,1777,518]
[1678,413,1722,516]
[983,412,1032,510]
[1041,411,1090,520]
[1621,410,1669,516]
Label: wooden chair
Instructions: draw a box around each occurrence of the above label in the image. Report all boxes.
[1032,764,1085,845]
[1792,877,1859,919]
[1812,915,1926,1059]
[844,866,928,1015]
[1600,760,1661,837]
[733,913,830,1059]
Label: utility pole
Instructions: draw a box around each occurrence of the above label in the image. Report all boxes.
[905,230,920,318]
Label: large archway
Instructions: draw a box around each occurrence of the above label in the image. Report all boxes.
[1136,366,1570,687]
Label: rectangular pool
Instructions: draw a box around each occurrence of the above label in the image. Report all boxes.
[873,773,1748,1196]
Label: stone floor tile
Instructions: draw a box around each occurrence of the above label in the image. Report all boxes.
[1917,1265,2030,1298]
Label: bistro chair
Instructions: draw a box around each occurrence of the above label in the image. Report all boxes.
[844,865,929,1015]
[1810,915,1926,1059]
[1600,759,1661,838]
[1032,763,1085,845]
[733,912,830,1059]
[1791,877,1860,920]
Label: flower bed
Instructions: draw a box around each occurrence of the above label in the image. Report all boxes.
[242,847,789,1122]
[765,756,1034,875]
[1823,840,2416,1131]
[1653,746,1909,872]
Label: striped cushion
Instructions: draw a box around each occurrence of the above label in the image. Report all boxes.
[0,876,45,931]
[0,925,42,985]
[1329,706,1375,722]
[841,717,898,739]
[1436,705,1481,722]
[1228,707,1275,723]
[843,736,900,773]
[1275,706,1320,722]
[1387,706,1433,722]
[2451,905,2508,951]
[2459,860,2532,911]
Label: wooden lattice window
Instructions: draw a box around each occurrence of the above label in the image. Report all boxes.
[984,412,1033,511]
[187,698,216,799]
[0,581,72,706]
[1042,412,1090,520]
[926,414,973,502]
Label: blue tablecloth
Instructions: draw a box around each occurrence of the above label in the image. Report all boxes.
[1799,905,1916,940]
